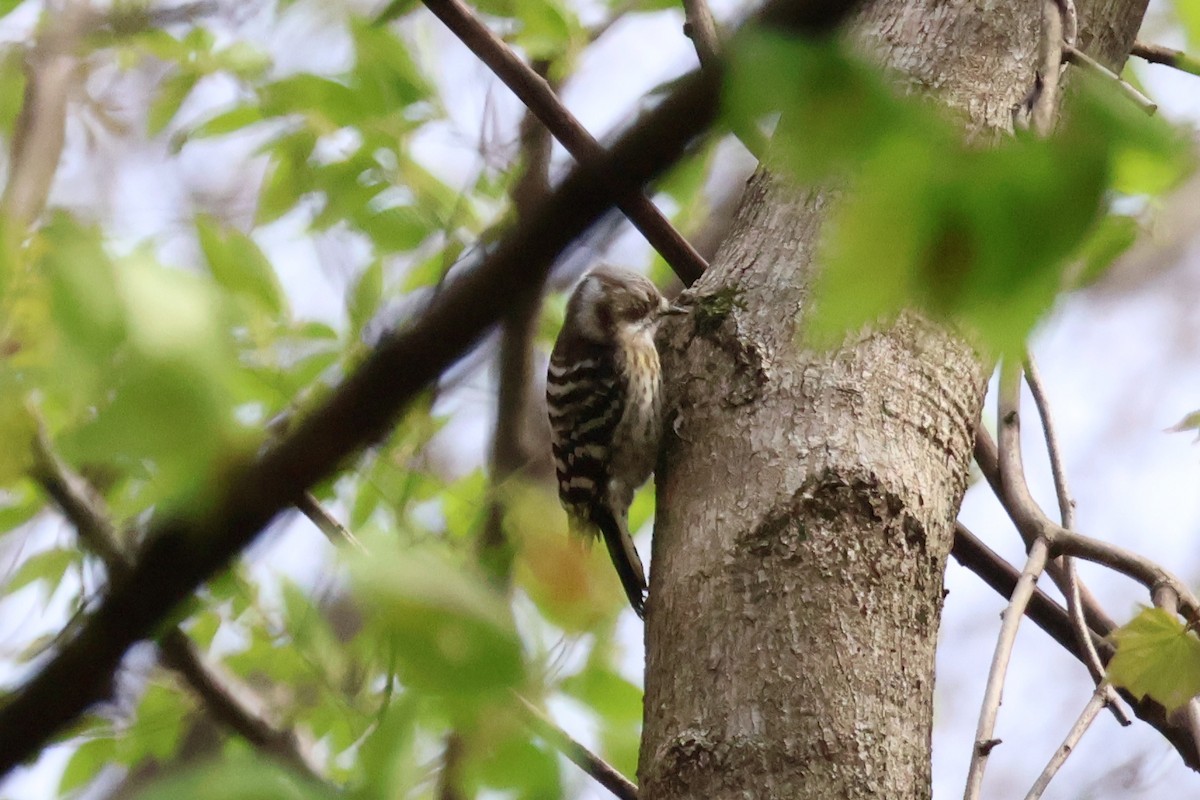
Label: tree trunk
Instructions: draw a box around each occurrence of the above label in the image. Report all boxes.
[640,2,1148,798]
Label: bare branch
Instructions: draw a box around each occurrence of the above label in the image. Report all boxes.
[1052,533,1200,617]
[681,0,721,70]
[514,694,638,800]
[951,523,1199,769]
[1024,686,1108,800]
[1022,356,1074,529]
[964,536,1051,800]
[1063,44,1158,114]
[1130,40,1200,78]
[2,17,81,229]
[416,0,709,286]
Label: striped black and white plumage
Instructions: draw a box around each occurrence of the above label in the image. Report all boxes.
[547,267,676,618]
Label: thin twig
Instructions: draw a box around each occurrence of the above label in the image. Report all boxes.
[1024,686,1108,800]
[416,0,709,286]
[964,537,1051,800]
[296,491,366,553]
[514,694,638,800]
[1130,40,1200,78]
[1063,45,1158,114]
[681,0,721,70]
[676,0,766,157]
[29,429,329,786]
[1022,356,1074,529]
[2,2,218,229]
[435,732,467,800]
[1023,357,1115,697]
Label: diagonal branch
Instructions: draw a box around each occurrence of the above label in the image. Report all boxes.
[0,0,863,776]
[1130,40,1200,79]
[414,0,709,286]
[515,694,638,800]
[29,430,329,786]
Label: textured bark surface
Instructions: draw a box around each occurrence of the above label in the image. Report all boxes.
[639,2,1149,799]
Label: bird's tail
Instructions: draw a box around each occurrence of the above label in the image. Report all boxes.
[592,507,648,618]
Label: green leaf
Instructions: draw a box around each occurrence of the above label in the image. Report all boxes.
[0,393,35,485]
[347,260,383,337]
[355,206,430,253]
[354,699,419,800]
[185,609,223,650]
[59,736,117,796]
[60,254,240,499]
[1109,607,1200,713]
[261,75,365,127]
[186,104,267,141]
[372,0,421,24]
[1178,0,1200,51]
[354,546,524,699]
[511,0,579,60]
[133,758,334,800]
[0,49,26,136]
[216,41,272,79]
[149,71,199,136]
[725,31,939,182]
[0,479,43,532]
[1070,214,1139,288]
[1167,409,1200,439]
[258,130,318,225]
[560,663,642,724]
[195,216,286,319]
[471,728,561,797]
[789,55,1192,355]
[7,548,76,594]
[350,21,432,114]
[41,215,125,359]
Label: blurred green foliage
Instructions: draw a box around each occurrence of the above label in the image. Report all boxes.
[725,31,1194,355]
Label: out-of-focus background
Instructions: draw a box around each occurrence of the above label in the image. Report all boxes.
[0,0,1199,797]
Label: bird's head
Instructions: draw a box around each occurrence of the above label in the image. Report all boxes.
[565,266,680,343]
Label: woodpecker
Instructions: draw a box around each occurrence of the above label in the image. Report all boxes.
[546,266,680,618]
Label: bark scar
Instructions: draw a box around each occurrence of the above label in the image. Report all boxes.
[740,468,930,559]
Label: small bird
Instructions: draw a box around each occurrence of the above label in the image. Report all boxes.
[546,266,681,618]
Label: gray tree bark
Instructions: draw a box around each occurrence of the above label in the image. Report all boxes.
[640,1,1148,798]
